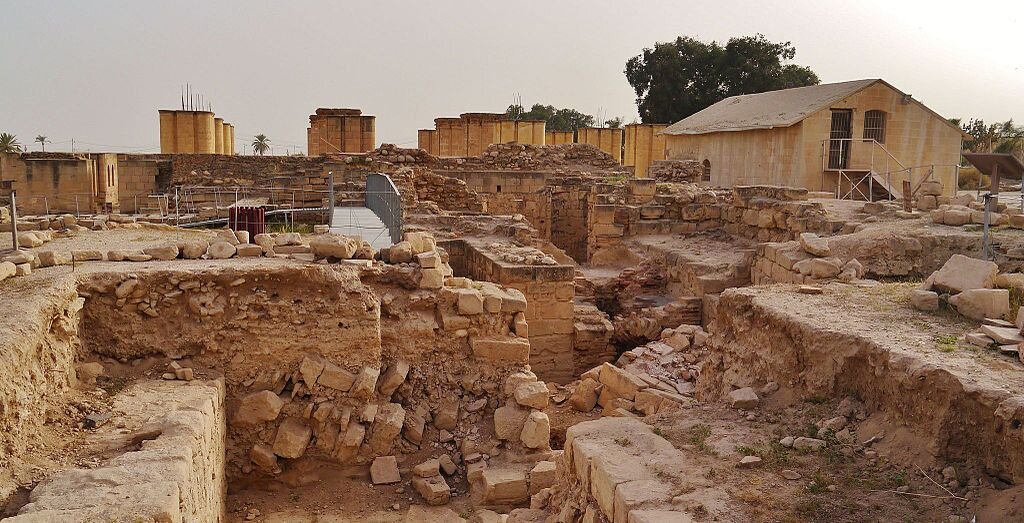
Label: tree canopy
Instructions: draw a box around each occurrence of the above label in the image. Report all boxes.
[954,118,1024,158]
[505,103,595,132]
[251,134,271,156]
[625,34,819,124]
[0,133,21,153]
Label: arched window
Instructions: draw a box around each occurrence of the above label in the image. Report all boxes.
[863,110,886,143]
[702,159,711,182]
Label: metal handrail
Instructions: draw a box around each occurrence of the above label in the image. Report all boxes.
[365,173,403,244]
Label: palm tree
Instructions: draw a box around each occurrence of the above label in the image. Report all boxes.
[251,134,270,156]
[0,133,21,153]
[34,135,48,152]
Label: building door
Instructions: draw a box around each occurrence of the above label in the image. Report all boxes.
[828,109,853,169]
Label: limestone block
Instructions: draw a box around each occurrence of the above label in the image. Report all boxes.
[457,289,485,315]
[352,366,380,398]
[910,289,939,312]
[416,251,440,268]
[404,408,427,445]
[793,257,841,279]
[370,456,401,484]
[996,273,1024,290]
[274,232,302,246]
[494,403,530,440]
[482,467,530,505]
[569,378,602,412]
[943,208,972,226]
[917,195,938,211]
[433,398,460,431]
[413,475,451,505]
[254,233,275,254]
[17,231,44,248]
[143,243,179,261]
[319,362,355,391]
[310,233,358,259]
[529,461,556,494]
[0,261,16,281]
[513,312,529,337]
[500,288,528,313]
[234,390,284,426]
[236,244,263,257]
[598,363,646,401]
[919,180,943,196]
[404,505,466,523]
[250,443,279,473]
[591,454,650,520]
[334,422,366,463]
[367,403,406,454]
[378,360,411,397]
[413,458,440,478]
[180,240,209,259]
[15,263,30,276]
[514,381,550,409]
[471,336,531,363]
[728,387,759,409]
[521,411,551,450]
[388,241,414,263]
[216,229,240,245]
[272,417,312,458]
[419,267,445,289]
[207,241,236,259]
[792,437,827,451]
[299,354,326,386]
[503,371,538,395]
[949,289,1010,321]
[72,250,103,261]
[932,254,997,294]
[614,480,674,523]
[633,390,665,416]
[36,250,71,267]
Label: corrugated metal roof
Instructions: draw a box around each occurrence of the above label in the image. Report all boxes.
[662,79,879,135]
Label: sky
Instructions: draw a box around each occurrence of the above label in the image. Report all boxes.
[1,0,1021,154]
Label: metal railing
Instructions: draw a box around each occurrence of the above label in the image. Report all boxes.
[820,138,959,201]
[365,173,403,244]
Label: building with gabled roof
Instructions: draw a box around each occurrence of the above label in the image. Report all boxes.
[662,79,968,199]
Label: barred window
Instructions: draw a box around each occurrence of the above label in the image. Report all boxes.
[702,159,711,182]
[863,110,886,143]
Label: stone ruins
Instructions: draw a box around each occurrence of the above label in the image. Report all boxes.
[2,137,1024,523]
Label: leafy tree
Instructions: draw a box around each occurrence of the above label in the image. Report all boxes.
[251,134,271,156]
[505,103,595,132]
[625,34,819,123]
[0,133,21,153]
[959,119,1024,158]
[34,135,48,152]
[605,117,623,129]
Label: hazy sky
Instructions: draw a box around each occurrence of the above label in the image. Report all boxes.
[1,0,1021,154]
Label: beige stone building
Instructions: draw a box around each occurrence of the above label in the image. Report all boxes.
[159,110,235,155]
[418,113,545,157]
[307,108,376,155]
[662,79,967,198]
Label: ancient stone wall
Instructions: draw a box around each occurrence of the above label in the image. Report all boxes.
[548,178,592,262]
[444,239,577,383]
[8,380,227,522]
[723,185,843,242]
[572,304,615,374]
[546,417,693,522]
[648,158,702,183]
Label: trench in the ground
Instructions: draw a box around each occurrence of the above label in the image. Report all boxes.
[6,263,570,520]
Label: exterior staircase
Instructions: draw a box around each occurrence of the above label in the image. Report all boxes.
[330,206,393,251]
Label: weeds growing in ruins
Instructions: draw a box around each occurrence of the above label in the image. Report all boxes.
[685,423,715,454]
[935,334,958,353]
[734,441,793,467]
[614,437,633,447]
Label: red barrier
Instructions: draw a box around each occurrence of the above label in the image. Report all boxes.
[228,206,266,237]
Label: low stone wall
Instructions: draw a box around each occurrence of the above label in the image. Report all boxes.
[648,158,703,183]
[442,238,577,383]
[572,304,615,375]
[723,185,843,242]
[546,417,692,522]
[9,380,226,522]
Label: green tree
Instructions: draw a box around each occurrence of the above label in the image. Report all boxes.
[251,134,271,156]
[960,119,1024,157]
[505,103,595,132]
[605,117,623,129]
[34,135,48,152]
[0,133,21,153]
[625,34,819,123]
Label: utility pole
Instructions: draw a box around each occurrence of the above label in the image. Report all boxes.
[3,182,18,251]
